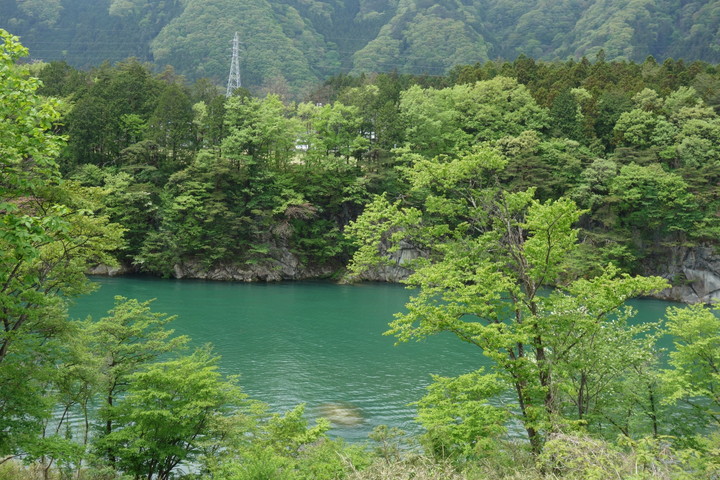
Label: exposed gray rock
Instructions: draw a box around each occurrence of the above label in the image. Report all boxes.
[87,263,131,276]
[353,241,720,305]
[349,240,422,283]
[171,246,337,282]
[652,245,720,304]
[88,240,720,305]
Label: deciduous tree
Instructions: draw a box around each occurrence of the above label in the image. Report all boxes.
[347,146,668,455]
[662,303,720,429]
[0,30,123,456]
[99,346,246,480]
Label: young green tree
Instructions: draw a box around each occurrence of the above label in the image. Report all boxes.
[205,403,370,480]
[222,94,300,171]
[98,346,247,480]
[296,101,369,164]
[0,30,124,456]
[23,321,100,478]
[337,80,406,171]
[346,146,668,455]
[662,303,720,429]
[100,170,160,263]
[147,82,196,164]
[399,77,549,157]
[83,296,189,450]
[415,369,508,459]
[64,59,163,167]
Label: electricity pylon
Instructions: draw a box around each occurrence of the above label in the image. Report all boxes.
[226,32,241,97]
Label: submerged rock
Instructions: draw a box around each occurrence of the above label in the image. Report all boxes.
[317,402,364,426]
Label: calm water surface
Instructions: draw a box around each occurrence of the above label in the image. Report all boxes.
[70,276,676,442]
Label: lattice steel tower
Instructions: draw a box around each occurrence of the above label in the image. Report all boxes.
[226,32,241,97]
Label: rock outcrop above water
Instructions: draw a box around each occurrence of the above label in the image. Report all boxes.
[171,248,338,282]
[86,263,132,276]
[89,241,720,304]
[352,242,720,304]
[652,245,720,304]
[349,240,420,283]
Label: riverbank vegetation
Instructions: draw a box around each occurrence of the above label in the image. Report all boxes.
[1,28,720,479]
[27,51,720,285]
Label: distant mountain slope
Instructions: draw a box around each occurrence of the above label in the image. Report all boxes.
[0,0,181,65]
[2,0,720,93]
[149,0,331,94]
[351,0,491,75]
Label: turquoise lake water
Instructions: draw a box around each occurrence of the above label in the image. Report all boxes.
[70,275,677,442]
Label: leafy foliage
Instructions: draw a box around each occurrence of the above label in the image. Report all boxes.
[0,29,123,457]
[415,369,508,459]
[2,29,720,480]
[662,303,720,430]
[99,346,246,480]
[347,145,670,455]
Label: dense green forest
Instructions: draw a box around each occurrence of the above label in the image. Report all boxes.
[28,49,720,285]
[2,25,720,479]
[4,0,720,94]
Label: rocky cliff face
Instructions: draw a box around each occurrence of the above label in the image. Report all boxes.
[86,263,132,276]
[353,243,720,304]
[345,240,420,283]
[652,245,720,304]
[88,244,339,281]
[90,243,720,304]
[171,247,338,282]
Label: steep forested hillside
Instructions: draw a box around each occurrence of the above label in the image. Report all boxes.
[3,0,720,95]
[0,0,180,63]
[26,51,718,292]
